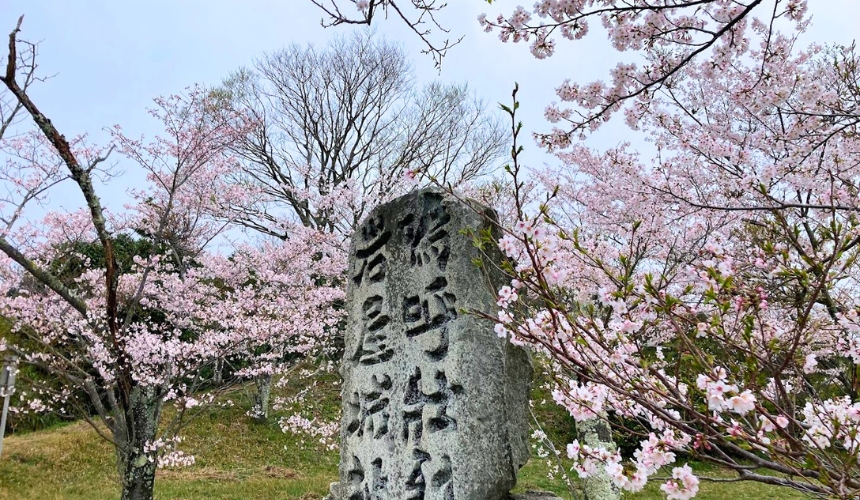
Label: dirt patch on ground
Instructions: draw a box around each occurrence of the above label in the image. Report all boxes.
[157,465,299,481]
[158,467,240,481]
[263,465,298,478]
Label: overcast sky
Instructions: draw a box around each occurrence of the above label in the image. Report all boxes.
[1,1,858,222]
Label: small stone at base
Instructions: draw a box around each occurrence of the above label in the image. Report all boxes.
[509,491,565,500]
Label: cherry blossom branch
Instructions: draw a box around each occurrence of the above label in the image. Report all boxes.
[0,15,120,338]
[0,235,86,313]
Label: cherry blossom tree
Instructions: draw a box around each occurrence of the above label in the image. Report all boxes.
[212,233,346,422]
[0,17,343,500]
[308,1,860,498]
[487,31,860,500]
[311,1,809,138]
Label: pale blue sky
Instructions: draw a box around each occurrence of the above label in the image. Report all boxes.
[1,1,858,220]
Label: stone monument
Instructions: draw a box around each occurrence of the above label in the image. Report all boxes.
[327,189,533,500]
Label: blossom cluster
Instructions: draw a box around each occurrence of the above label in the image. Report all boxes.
[486,21,860,496]
[477,1,811,140]
[144,436,196,468]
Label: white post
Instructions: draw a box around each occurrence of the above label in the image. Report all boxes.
[0,354,18,458]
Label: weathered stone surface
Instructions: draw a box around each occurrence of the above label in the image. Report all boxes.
[332,189,533,500]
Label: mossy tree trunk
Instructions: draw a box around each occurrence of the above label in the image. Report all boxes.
[578,417,621,500]
[213,358,224,386]
[115,386,161,500]
[251,373,272,422]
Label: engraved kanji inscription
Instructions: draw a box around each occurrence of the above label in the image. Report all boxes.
[345,456,389,500]
[403,451,454,500]
[398,195,452,271]
[430,454,454,500]
[344,373,392,439]
[353,214,391,286]
[339,189,534,500]
[402,277,456,359]
[403,277,457,337]
[405,448,430,500]
[353,295,394,365]
[402,367,462,447]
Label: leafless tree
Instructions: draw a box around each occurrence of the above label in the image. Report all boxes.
[215,30,508,241]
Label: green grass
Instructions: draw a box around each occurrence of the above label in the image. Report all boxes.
[0,370,342,500]
[0,365,812,500]
[514,458,810,499]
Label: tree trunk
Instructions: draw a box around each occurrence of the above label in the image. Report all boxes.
[250,373,272,422]
[120,452,157,500]
[578,416,621,500]
[116,386,161,500]
[213,358,223,386]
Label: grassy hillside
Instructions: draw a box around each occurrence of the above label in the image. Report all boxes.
[0,375,340,500]
[0,366,810,500]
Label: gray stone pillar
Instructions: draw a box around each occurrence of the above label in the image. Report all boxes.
[331,189,533,500]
